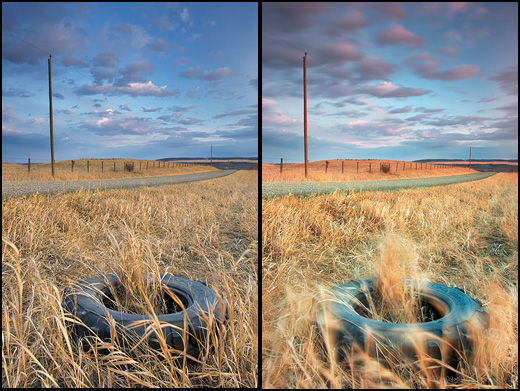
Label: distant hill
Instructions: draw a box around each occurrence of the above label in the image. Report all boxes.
[414,159,517,173]
[156,157,258,170]
[414,159,517,163]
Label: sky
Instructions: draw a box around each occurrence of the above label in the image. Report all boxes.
[262,2,518,163]
[2,2,258,163]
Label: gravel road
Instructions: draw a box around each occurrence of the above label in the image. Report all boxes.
[2,170,238,199]
[262,172,496,199]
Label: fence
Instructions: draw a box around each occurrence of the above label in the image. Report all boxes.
[276,159,456,175]
[23,159,191,175]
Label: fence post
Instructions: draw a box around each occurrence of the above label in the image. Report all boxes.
[342,160,344,173]
[114,161,116,172]
[369,162,371,173]
[71,160,74,172]
[380,162,381,172]
[325,160,329,173]
[280,158,283,174]
[87,160,89,173]
[102,161,104,173]
[28,158,30,174]
[140,161,142,171]
[396,162,399,172]
[357,161,359,173]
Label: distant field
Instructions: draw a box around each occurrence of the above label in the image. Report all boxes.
[262,159,477,183]
[2,158,218,183]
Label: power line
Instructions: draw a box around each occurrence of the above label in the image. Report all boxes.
[6,32,51,56]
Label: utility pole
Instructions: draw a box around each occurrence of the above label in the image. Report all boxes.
[48,55,55,177]
[303,52,308,178]
[210,144,213,166]
[469,146,471,168]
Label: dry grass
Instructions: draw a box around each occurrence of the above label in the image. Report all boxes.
[2,170,258,387]
[2,158,219,183]
[262,172,518,388]
[262,159,478,183]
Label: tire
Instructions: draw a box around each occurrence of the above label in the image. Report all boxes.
[316,279,489,370]
[62,273,226,358]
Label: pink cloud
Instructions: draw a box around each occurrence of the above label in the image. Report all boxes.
[370,2,408,19]
[376,24,425,48]
[364,82,431,98]
[262,97,301,126]
[333,10,370,32]
[347,120,369,127]
[262,98,277,110]
[317,41,362,64]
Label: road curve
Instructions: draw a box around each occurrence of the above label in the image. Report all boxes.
[2,170,238,199]
[262,172,496,199]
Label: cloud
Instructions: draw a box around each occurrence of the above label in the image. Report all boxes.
[363,82,431,98]
[180,66,233,81]
[262,2,326,33]
[389,105,412,114]
[186,86,200,97]
[180,8,189,23]
[370,2,408,19]
[81,114,161,135]
[262,97,301,126]
[115,60,154,86]
[117,81,180,97]
[93,50,119,67]
[376,23,425,48]
[142,107,161,113]
[332,10,370,32]
[352,57,398,82]
[74,81,181,97]
[488,65,518,96]
[146,38,169,52]
[421,115,488,127]
[406,54,481,81]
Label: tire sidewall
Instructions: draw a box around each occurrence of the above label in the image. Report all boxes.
[62,273,224,352]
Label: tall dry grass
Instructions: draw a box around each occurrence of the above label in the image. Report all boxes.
[2,170,258,387]
[2,158,218,183]
[262,173,518,388]
[262,159,478,183]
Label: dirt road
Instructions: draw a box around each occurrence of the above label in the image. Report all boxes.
[262,172,496,199]
[2,170,238,199]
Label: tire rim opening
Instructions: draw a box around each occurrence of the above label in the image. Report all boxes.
[353,290,447,324]
[102,288,190,315]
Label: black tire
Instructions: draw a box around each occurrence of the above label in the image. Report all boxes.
[62,273,226,358]
[317,279,489,370]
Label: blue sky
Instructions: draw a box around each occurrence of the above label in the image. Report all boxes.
[2,2,258,163]
[262,2,517,163]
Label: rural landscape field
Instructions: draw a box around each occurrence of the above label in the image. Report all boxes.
[2,169,258,387]
[262,159,480,183]
[2,159,218,183]
[262,172,517,388]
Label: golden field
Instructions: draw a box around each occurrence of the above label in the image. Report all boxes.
[262,172,517,388]
[2,158,218,183]
[2,170,258,387]
[262,159,478,183]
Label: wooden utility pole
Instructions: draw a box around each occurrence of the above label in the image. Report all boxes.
[303,52,308,178]
[48,55,55,177]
